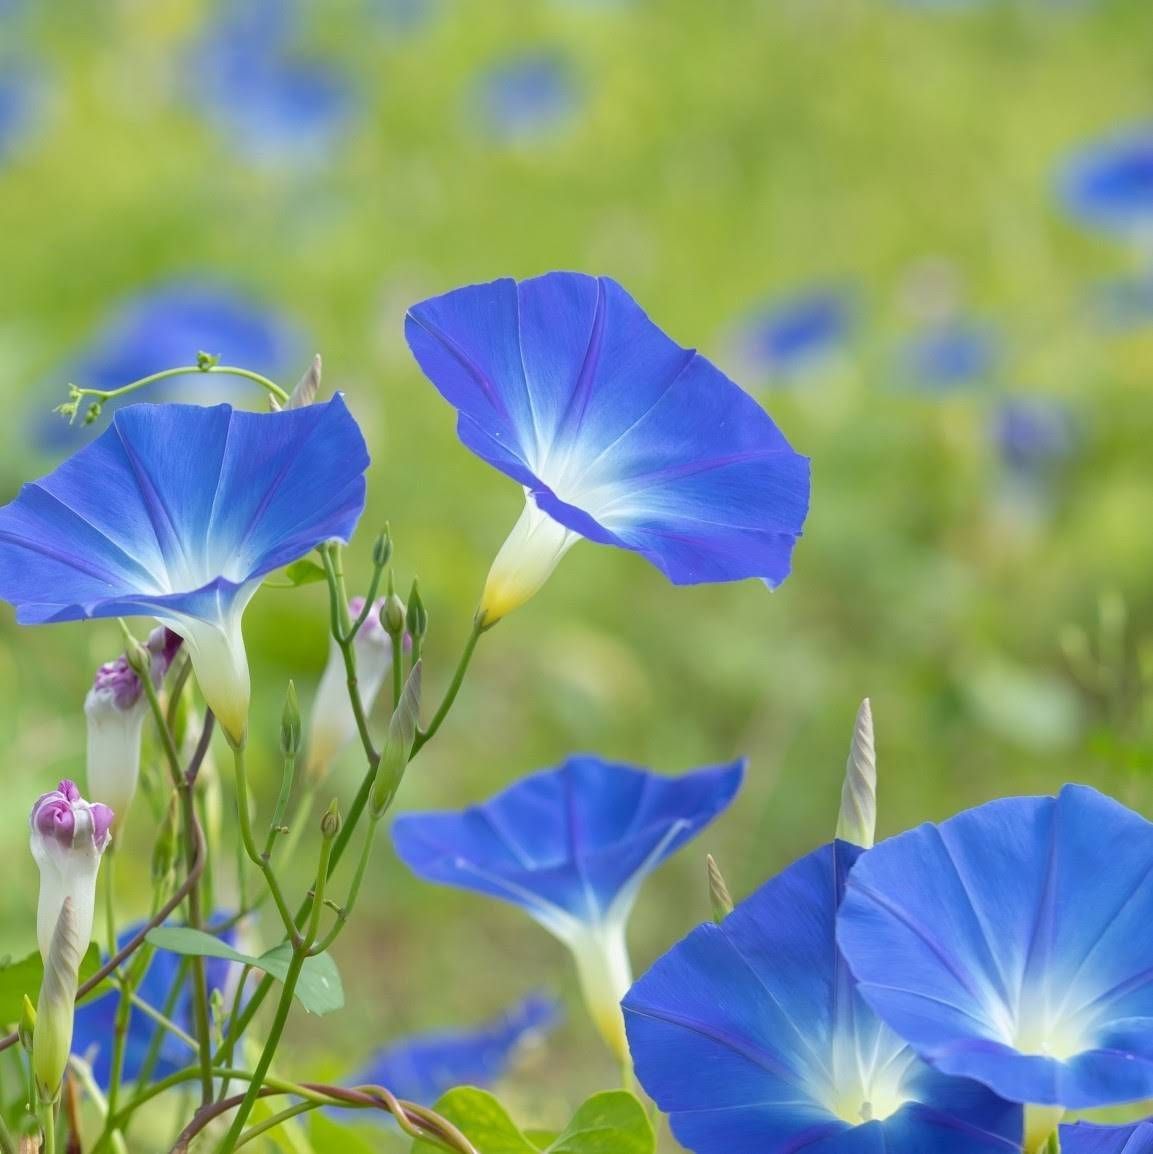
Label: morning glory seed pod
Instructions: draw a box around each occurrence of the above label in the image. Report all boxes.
[30,780,113,962]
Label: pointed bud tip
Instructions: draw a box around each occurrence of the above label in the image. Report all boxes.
[707,854,735,923]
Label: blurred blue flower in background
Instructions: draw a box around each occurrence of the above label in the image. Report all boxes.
[406,272,811,623]
[1060,1121,1153,1152]
[0,64,42,165]
[192,0,358,165]
[838,785,1153,1110]
[993,395,1077,480]
[624,842,1023,1154]
[1061,125,1153,239]
[73,919,237,1088]
[393,754,743,1059]
[732,287,855,386]
[898,318,999,390]
[0,398,369,743]
[351,994,559,1108]
[471,51,582,145]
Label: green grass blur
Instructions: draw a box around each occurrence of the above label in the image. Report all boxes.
[2,0,1153,1147]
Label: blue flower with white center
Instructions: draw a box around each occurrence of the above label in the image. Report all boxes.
[405,273,811,624]
[1061,1121,1153,1153]
[0,398,369,744]
[73,919,238,1088]
[898,318,998,391]
[472,52,582,145]
[392,755,744,1059]
[351,994,559,1108]
[193,0,356,166]
[623,842,1023,1154]
[733,288,854,385]
[837,785,1153,1113]
[1061,126,1153,239]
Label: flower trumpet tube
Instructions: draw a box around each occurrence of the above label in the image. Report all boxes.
[85,626,182,825]
[0,398,370,745]
[32,897,85,1102]
[392,755,743,1060]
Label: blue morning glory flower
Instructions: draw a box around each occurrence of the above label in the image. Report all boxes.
[472,51,582,145]
[74,919,238,1088]
[993,396,1076,479]
[1061,126,1153,237]
[838,784,1153,1111]
[733,288,854,385]
[898,319,998,391]
[623,842,1023,1154]
[0,398,369,743]
[351,994,559,1107]
[392,755,744,1058]
[1061,1121,1153,1153]
[193,0,356,165]
[405,273,811,623]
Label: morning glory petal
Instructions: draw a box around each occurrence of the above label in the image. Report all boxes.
[391,755,744,931]
[351,994,559,1107]
[838,784,1153,1109]
[0,398,369,741]
[1061,1121,1153,1153]
[623,843,1022,1154]
[406,272,810,620]
[392,755,742,1059]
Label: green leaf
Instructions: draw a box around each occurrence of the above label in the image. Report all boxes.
[0,944,103,1026]
[264,558,328,588]
[548,1092,654,1154]
[146,928,344,1015]
[309,1113,382,1154]
[412,1088,540,1154]
[411,1089,654,1154]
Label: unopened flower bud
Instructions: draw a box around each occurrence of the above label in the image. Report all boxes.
[85,628,182,824]
[281,681,302,758]
[19,995,35,1054]
[835,699,877,850]
[33,896,84,1101]
[406,580,428,642]
[30,781,113,962]
[320,800,342,841]
[305,599,392,781]
[707,854,734,924]
[382,592,406,637]
[372,528,393,571]
[151,796,179,887]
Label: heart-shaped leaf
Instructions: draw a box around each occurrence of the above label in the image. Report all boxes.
[411,1088,654,1154]
[146,928,344,1015]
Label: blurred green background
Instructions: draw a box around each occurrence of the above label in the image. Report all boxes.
[2,0,1153,1147]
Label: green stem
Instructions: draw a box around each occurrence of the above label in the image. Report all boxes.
[0,1109,14,1154]
[412,619,485,753]
[309,818,376,955]
[216,950,308,1153]
[39,1101,55,1154]
[64,364,289,417]
[129,636,215,1108]
[232,741,300,941]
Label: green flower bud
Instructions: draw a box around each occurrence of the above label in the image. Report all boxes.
[373,528,393,571]
[707,854,734,923]
[406,580,428,642]
[381,593,406,638]
[33,898,84,1101]
[19,995,36,1054]
[281,680,302,758]
[321,799,342,841]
